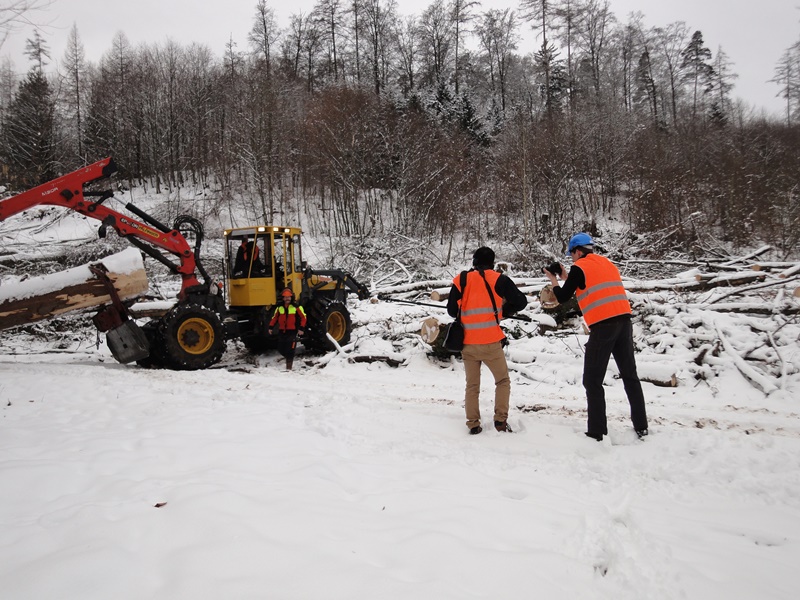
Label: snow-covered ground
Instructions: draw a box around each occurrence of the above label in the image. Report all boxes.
[2,296,800,599]
[2,197,800,599]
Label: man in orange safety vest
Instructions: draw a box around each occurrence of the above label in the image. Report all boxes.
[447,247,528,435]
[544,233,649,442]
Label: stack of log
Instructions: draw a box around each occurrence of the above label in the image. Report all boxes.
[368,246,799,394]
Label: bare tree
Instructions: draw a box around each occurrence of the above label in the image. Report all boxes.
[59,23,87,165]
[313,0,345,82]
[0,0,52,51]
[449,0,480,95]
[771,40,800,126]
[519,1,555,107]
[301,14,323,92]
[249,0,280,79]
[419,0,453,86]
[282,13,307,80]
[393,14,421,93]
[476,8,518,113]
[346,0,365,84]
[573,0,614,98]
[551,0,586,111]
[361,0,396,95]
[652,21,689,127]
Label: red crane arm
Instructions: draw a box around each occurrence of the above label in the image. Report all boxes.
[0,158,202,296]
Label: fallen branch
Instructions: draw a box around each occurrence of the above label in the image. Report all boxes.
[714,322,778,395]
[719,245,772,266]
[376,279,452,295]
[704,274,800,305]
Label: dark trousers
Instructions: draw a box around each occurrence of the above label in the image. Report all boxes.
[583,315,648,435]
[277,332,298,360]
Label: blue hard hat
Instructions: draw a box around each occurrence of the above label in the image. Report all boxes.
[566,232,594,255]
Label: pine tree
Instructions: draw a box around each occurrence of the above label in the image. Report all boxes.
[24,30,50,72]
[707,46,737,127]
[635,48,659,127]
[3,68,57,186]
[680,30,715,123]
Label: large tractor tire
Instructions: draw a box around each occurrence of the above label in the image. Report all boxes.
[159,303,226,370]
[304,298,352,353]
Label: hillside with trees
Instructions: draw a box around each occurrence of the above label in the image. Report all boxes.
[1,0,799,267]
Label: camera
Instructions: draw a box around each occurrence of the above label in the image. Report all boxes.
[542,261,562,276]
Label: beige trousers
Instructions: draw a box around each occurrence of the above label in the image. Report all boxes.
[461,341,510,429]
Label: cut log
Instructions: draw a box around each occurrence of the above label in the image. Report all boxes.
[430,287,450,301]
[0,248,148,331]
[420,317,441,344]
[779,263,800,279]
[635,363,678,387]
[673,271,766,292]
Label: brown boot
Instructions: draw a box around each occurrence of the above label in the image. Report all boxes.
[286,358,294,371]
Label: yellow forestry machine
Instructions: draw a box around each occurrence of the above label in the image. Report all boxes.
[0,158,370,370]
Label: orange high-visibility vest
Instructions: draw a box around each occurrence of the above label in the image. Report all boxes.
[574,254,631,326]
[454,269,505,345]
[240,241,259,262]
[270,304,307,332]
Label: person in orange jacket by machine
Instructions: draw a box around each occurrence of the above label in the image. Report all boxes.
[269,288,307,370]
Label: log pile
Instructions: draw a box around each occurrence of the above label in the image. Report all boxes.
[366,248,800,393]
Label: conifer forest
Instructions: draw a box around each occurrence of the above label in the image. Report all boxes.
[1,0,799,265]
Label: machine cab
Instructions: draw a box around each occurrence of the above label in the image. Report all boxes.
[224,225,304,307]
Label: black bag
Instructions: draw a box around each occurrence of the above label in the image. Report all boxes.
[443,319,465,352]
[444,271,468,352]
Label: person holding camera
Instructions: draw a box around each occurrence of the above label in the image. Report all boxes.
[543,233,649,442]
[447,247,528,435]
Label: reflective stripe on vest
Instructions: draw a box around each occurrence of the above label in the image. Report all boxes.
[453,269,505,345]
[574,254,631,326]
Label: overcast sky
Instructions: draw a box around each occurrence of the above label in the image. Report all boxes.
[1,0,797,116]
